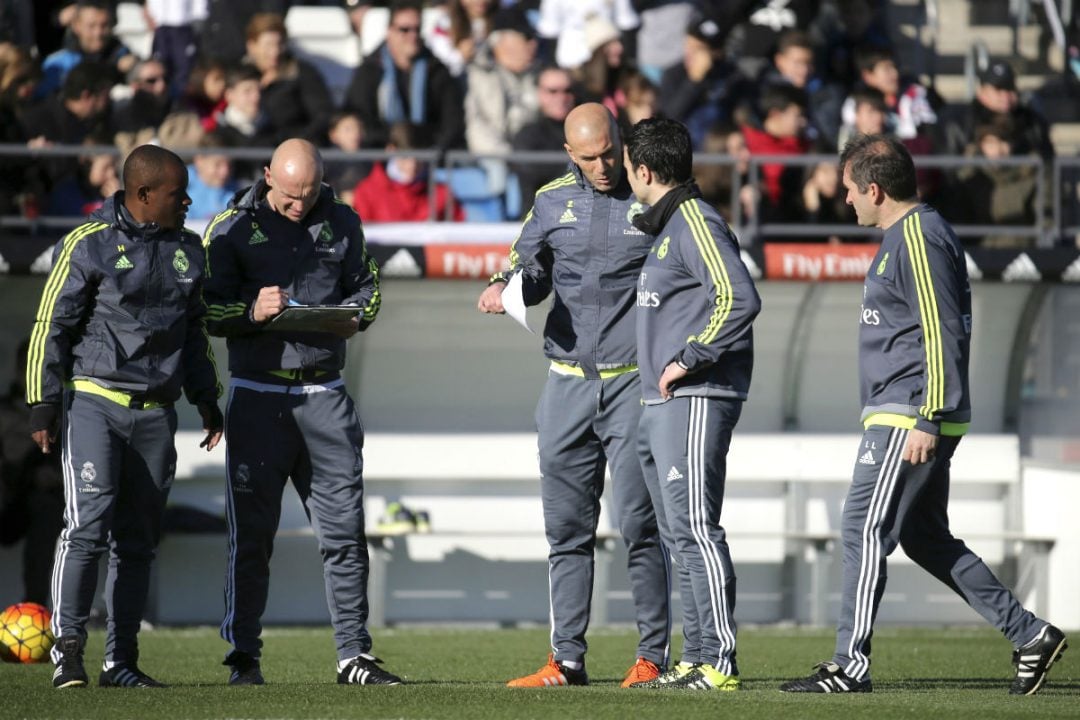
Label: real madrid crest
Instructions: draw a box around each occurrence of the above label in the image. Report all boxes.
[173,248,190,274]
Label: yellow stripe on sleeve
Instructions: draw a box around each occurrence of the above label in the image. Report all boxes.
[679,201,733,344]
[26,222,108,404]
[903,213,945,420]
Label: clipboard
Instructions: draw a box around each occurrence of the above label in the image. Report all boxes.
[265,305,360,332]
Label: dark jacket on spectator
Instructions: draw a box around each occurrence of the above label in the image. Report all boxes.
[945,100,1054,160]
[343,43,466,151]
[258,56,334,145]
[510,115,568,215]
[659,58,744,150]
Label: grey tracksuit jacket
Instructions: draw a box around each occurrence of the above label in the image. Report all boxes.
[859,203,972,435]
[633,184,760,405]
[26,194,220,408]
[201,181,381,374]
[491,164,651,376]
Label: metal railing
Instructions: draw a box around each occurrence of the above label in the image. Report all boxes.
[0,143,1069,246]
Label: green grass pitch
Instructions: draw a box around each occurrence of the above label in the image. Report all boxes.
[1,626,1076,719]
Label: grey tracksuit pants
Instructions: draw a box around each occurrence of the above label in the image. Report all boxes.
[221,380,371,663]
[833,426,1044,681]
[639,396,742,676]
[50,390,177,665]
[537,370,671,667]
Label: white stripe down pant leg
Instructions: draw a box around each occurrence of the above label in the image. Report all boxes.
[640,396,743,676]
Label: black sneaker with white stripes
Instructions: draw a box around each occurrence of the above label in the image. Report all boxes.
[99,664,167,688]
[337,654,404,685]
[779,662,872,693]
[52,636,88,689]
[1010,624,1067,696]
[224,650,264,686]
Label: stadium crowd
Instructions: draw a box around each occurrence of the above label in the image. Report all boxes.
[0,0,1074,244]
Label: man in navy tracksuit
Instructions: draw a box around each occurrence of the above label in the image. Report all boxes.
[781,134,1066,695]
[624,117,761,691]
[26,145,224,689]
[478,103,673,688]
[202,139,400,686]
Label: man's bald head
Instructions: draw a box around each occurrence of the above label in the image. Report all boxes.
[563,103,622,193]
[123,144,185,195]
[264,138,324,222]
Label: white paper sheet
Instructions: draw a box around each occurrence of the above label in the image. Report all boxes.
[502,272,533,334]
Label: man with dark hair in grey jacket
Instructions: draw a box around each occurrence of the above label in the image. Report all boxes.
[780,134,1066,696]
[623,116,761,691]
[479,103,672,689]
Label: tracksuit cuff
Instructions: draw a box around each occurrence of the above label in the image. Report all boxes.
[914,417,941,435]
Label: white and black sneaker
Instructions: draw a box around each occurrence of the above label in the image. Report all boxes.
[779,661,872,693]
[52,636,88,689]
[337,654,404,685]
[1010,624,1067,696]
[224,650,264,686]
[99,664,167,688]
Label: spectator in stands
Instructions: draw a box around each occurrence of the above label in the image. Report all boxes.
[837,86,886,149]
[185,132,238,220]
[201,0,289,66]
[47,133,120,216]
[0,43,41,216]
[536,0,639,71]
[615,69,658,131]
[818,0,892,89]
[344,0,465,150]
[948,116,1039,249]
[214,64,273,181]
[143,0,207,98]
[38,1,133,98]
[112,58,174,136]
[574,16,628,116]
[510,66,575,208]
[801,152,851,240]
[20,61,114,200]
[183,57,228,132]
[426,0,498,78]
[741,83,811,225]
[840,45,937,142]
[752,30,846,149]
[465,6,539,156]
[944,60,1054,161]
[325,111,370,206]
[0,0,35,50]
[694,123,754,221]
[243,13,333,145]
[353,122,463,222]
[635,0,696,84]
[659,15,744,150]
[707,0,822,80]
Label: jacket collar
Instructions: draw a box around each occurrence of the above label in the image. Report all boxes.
[94,192,170,239]
[632,181,701,236]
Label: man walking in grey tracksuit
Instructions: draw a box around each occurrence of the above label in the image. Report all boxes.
[780,134,1066,695]
[624,117,761,691]
[478,103,672,688]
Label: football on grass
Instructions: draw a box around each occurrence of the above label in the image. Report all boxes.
[0,602,54,663]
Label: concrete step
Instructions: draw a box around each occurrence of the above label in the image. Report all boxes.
[1050,122,1080,155]
[931,71,1052,103]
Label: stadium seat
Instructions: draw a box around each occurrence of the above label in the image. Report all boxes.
[359,7,390,59]
[115,2,153,59]
[285,6,363,106]
[436,166,507,222]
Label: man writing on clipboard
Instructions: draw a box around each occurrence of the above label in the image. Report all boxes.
[202,139,401,687]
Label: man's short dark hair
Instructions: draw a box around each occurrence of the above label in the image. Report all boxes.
[776,30,814,55]
[225,63,261,89]
[62,61,113,100]
[389,0,423,20]
[624,117,693,186]
[851,86,887,113]
[759,83,808,116]
[839,133,917,201]
[854,45,895,74]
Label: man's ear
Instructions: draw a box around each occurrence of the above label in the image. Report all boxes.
[137,184,151,203]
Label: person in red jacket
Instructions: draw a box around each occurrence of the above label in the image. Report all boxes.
[740,83,810,226]
[352,122,464,222]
